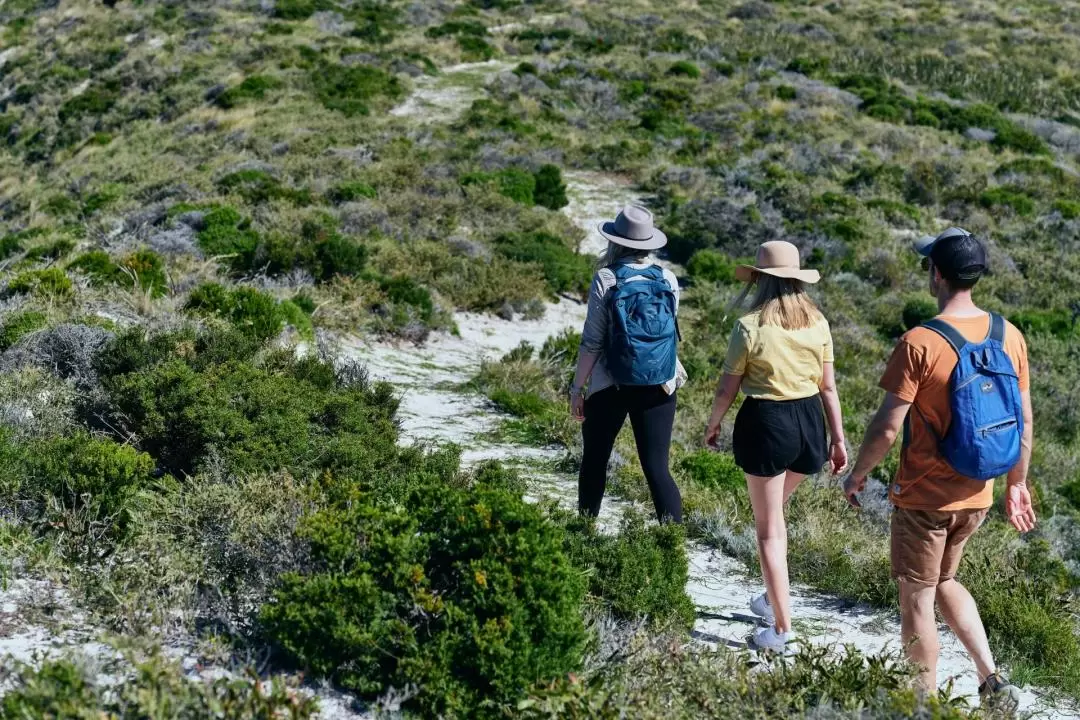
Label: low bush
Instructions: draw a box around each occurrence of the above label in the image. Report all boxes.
[493,231,592,296]
[273,0,333,19]
[192,205,260,273]
[262,220,367,281]
[377,274,434,322]
[667,61,701,79]
[559,512,695,628]
[6,267,74,299]
[217,169,312,205]
[462,167,537,205]
[261,482,587,718]
[96,328,400,478]
[979,186,1036,216]
[686,249,739,284]
[327,181,377,203]
[310,63,403,116]
[902,296,938,332]
[534,164,569,210]
[0,310,47,350]
[679,450,743,491]
[68,249,168,297]
[1009,308,1077,338]
[216,75,284,109]
[24,237,75,262]
[1059,479,1080,510]
[0,430,156,557]
[184,283,288,341]
[0,654,317,718]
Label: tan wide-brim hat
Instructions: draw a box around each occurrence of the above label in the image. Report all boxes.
[597,204,667,251]
[735,240,821,284]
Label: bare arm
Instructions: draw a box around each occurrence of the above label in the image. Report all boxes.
[844,393,912,506]
[1005,391,1036,532]
[571,351,600,395]
[704,373,743,448]
[819,362,848,473]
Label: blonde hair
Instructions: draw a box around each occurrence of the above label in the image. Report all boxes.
[600,241,648,269]
[731,272,823,330]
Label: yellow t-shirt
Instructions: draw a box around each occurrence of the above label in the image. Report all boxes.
[722,310,834,401]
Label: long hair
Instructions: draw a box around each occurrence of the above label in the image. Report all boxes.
[600,241,648,269]
[731,272,822,330]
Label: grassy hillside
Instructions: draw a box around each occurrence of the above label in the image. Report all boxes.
[0,0,1077,716]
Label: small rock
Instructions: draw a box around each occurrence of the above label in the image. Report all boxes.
[496,303,515,321]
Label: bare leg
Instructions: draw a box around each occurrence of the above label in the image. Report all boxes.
[782,470,807,504]
[747,472,792,633]
[900,579,941,690]
[937,579,996,682]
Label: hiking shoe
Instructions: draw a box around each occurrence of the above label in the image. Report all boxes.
[749,626,796,655]
[749,592,776,625]
[979,673,1020,717]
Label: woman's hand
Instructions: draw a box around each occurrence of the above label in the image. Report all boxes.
[703,419,722,449]
[570,391,585,422]
[829,440,848,475]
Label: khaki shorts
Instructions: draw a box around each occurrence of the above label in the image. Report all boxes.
[890,507,989,588]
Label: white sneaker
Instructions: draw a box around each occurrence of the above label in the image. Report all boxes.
[749,592,775,625]
[750,626,797,655]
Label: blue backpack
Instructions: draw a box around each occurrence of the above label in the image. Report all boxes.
[604,264,679,386]
[915,313,1023,481]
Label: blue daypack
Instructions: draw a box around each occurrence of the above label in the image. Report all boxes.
[916,313,1024,481]
[604,264,679,386]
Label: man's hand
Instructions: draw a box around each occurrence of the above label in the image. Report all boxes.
[843,473,866,508]
[1005,483,1037,533]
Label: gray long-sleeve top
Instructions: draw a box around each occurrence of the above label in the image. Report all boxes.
[578,262,685,398]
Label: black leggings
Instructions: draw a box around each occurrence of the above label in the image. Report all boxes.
[579,385,682,523]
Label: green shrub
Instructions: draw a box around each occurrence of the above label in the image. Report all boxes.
[378,275,434,322]
[68,249,168,297]
[0,231,28,259]
[687,249,739,284]
[193,206,260,273]
[185,283,286,341]
[1059,479,1080,510]
[774,84,797,101]
[58,85,118,123]
[426,21,488,38]
[310,64,402,116]
[533,164,569,210]
[217,169,312,205]
[679,450,743,491]
[272,0,333,19]
[1052,199,1080,219]
[6,268,73,299]
[263,221,367,281]
[458,35,496,61]
[560,512,695,628]
[0,310,47,350]
[24,238,74,262]
[979,186,1036,216]
[1009,308,1077,338]
[462,167,537,205]
[216,75,283,109]
[5,431,156,553]
[1,655,317,719]
[494,231,592,296]
[902,296,939,331]
[261,483,587,718]
[97,329,401,478]
[327,181,377,203]
[667,61,701,79]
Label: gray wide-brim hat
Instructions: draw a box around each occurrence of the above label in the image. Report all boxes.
[597,204,667,251]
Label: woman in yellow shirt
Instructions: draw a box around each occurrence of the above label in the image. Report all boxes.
[704,241,848,653]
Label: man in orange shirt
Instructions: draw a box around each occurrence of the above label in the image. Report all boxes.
[844,227,1036,713]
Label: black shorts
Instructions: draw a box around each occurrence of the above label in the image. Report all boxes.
[733,394,828,477]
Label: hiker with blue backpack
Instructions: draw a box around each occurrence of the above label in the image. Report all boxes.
[569,205,686,523]
[844,228,1035,714]
[703,240,848,653]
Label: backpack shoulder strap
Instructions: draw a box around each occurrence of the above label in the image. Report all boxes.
[921,318,967,357]
[609,263,637,282]
[987,312,1006,343]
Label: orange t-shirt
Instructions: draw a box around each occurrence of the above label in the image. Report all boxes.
[878,313,1029,511]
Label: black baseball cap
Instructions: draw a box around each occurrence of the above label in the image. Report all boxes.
[912,227,987,282]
